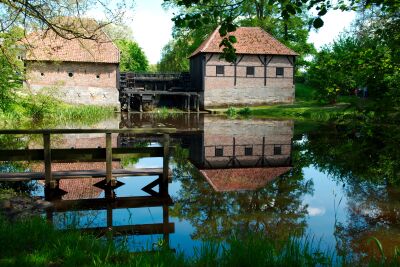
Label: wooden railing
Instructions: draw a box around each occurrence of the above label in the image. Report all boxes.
[0,128,175,189]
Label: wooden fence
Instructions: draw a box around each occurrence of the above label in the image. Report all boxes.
[0,128,175,189]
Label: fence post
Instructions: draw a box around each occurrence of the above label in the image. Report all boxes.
[162,134,170,195]
[106,132,114,186]
[43,133,54,189]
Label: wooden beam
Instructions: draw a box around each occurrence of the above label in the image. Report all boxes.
[81,223,175,237]
[43,133,54,189]
[0,128,176,135]
[162,134,170,196]
[106,133,113,185]
[0,147,168,162]
[51,195,173,211]
[0,168,167,181]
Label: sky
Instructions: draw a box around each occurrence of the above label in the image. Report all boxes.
[89,0,356,64]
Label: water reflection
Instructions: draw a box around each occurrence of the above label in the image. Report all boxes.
[3,113,399,259]
[45,176,174,251]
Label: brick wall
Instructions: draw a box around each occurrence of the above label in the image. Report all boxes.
[203,117,294,167]
[203,54,295,107]
[25,61,119,106]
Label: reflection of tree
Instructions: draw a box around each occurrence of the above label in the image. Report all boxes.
[171,145,313,241]
[0,134,37,193]
[301,124,400,185]
[334,179,400,263]
[300,123,400,262]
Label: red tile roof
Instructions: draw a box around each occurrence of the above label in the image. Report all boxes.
[32,162,121,200]
[200,167,292,192]
[24,21,120,64]
[190,27,298,58]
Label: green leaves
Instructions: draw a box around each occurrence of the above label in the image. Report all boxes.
[313,17,324,28]
[115,39,149,72]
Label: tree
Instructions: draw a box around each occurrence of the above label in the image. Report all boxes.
[307,7,400,110]
[162,0,315,71]
[116,39,149,72]
[164,0,399,62]
[0,27,24,112]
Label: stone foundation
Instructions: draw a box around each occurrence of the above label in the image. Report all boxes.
[28,85,119,107]
[204,86,294,107]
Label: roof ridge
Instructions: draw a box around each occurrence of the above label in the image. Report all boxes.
[201,27,220,52]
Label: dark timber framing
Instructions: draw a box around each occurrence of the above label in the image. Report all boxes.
[234,55,245,86]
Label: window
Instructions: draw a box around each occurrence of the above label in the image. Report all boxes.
[274,146,282,155]
[246,66,255,76]
[216,65,224,75]
[215,147,224,157]
[245,146,253,156]
[96,74,100,79]
[276,67,284,76]
[68,72,74,77]
[40,72,44,76]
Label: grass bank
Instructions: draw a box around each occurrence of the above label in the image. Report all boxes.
[211,83,369,121]
[0,215,335,267]
[2,214,400,266]
[0,93,115,129]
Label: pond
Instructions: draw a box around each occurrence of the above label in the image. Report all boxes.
[2,113,400,262]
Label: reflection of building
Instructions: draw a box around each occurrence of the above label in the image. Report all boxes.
[200,167,292,192]
[45,178,174,249]
[190,117,293,169]
[117,114,293,192]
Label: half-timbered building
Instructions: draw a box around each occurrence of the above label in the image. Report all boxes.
[189,27,298,108]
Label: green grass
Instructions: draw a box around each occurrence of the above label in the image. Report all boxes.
[215,83,364,121]
[1,214,400,266]
[0,215,336,267]
[0,93,115,129]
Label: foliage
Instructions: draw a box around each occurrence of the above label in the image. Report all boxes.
[295,83,316,101]
[307,9,400,118]
[116,39,149,72]
[0,90,115,129]
[237,107,251,116]
[0,27,24,112]
[0,1,131,39]
[158,40,190,72]
[225,107,237,117]
[165,0,399,62]
[162,0,315,71]
[102,23,134,41]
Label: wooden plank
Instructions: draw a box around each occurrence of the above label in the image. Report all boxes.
[81,223,175,237]
[106,133,112,183]
[163,134,170,188]
[0,168,166,181]
[0,147,165,161]
[51,195,173,211]
[43,133,53,188]
[0,128,176,135]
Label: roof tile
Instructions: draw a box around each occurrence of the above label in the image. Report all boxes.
[24,26,119,64]
[190,27,298,57]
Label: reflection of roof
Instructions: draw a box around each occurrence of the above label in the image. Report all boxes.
[31,162,121,200]
[190,27,298,58]
[200,167,291,192]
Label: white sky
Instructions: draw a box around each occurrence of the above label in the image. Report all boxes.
[88,1,355,64]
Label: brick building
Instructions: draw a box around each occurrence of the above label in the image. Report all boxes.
[24,23,120,106]
[190,27,298,108]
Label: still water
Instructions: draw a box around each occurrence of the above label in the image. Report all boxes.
[6,113,400,260]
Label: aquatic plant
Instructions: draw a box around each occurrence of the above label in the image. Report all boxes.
[225,107,237,117]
